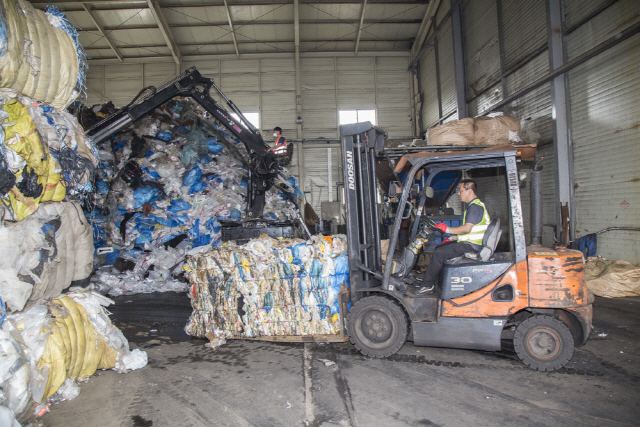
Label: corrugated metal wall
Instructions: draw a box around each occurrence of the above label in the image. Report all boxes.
[85,56,412,139]
[565,0,640,262]
[416,0,639,259]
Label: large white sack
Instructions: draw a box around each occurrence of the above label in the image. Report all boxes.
[0,0,81,109]
[586,258,640,298]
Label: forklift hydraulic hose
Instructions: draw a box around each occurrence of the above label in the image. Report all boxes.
[443,262,514,308]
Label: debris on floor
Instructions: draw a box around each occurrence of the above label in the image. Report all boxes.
[185,235,348,348]
[586,257,640,298]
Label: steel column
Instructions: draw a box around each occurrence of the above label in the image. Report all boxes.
[546,0,575,244]
[496,0,508,112]
[294,0,303,139]
[450,0,467,119]
[434,36,443,120]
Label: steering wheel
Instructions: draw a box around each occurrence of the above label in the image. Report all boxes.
[423,217,438,231]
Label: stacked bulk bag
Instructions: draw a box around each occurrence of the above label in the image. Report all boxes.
[1,290,147,422]
[0,0,86,110]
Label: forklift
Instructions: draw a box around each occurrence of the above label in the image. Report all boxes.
[340,122,593,372]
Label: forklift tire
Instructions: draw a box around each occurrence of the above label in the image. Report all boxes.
[347,296,408,358]
[513,314,575,372]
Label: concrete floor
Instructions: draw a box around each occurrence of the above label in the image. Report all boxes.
[41,293,640,427]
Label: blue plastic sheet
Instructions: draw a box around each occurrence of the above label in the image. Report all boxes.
[167,199,192,212]
[182,165,202,187]
[207,137,224,154]
[189,181,206,194]
[156,131,172,141]
[96,180,109,194]
[133,186,160,208]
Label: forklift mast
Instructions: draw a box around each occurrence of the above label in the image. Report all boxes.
[85,67,280,218]
[339,122,386,304]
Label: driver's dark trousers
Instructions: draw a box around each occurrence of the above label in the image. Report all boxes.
[422,241,478,287]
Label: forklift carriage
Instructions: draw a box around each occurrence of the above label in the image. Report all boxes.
[339,122,593,372]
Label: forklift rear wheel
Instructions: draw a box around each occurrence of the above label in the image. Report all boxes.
[347,296,408,358]
[513,314,575,372]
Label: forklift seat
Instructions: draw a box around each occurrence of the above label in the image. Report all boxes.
[446,218,502,264]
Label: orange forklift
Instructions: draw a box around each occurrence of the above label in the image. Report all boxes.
[340,122,593,371]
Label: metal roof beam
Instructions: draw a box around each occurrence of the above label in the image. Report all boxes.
[81,3,122,62]
[354,0,367,54]
[30,0,425,5]
[223,0,240,57]
[75,19,421,32]
[83,38,415,49]
[410,0,440,60]
[145,0,181,68]
[86,49,411,64]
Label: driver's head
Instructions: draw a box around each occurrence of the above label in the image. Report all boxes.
[458,179,477,203]
[273,127,282,137]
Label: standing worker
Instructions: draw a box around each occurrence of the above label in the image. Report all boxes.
[269,127,287,155]
[415,179,491,294]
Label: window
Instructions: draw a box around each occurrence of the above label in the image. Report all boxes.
[339,109,376,125]
[230,112,260,130]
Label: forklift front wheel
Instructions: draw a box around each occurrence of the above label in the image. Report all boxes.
[347,296,408,358]
[513,314,575,372]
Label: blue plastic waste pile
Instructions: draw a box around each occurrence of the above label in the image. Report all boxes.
[83,98,302,296]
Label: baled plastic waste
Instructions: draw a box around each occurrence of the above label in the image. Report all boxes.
[184,235,349,349]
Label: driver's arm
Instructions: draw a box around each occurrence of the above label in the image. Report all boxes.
[448,222,474,235]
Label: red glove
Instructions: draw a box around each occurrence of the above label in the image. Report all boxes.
[441,238,452,244]
[434,222,449,233]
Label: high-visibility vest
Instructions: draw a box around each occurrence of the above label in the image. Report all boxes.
[457,198,491,246]
[274,135,287,155]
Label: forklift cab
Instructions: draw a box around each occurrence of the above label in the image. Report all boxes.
[340,122,593,372]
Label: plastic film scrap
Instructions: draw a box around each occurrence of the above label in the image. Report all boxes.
[185,235,349,348]
[0,289,146,422]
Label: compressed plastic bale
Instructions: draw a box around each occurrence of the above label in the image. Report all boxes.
[51,16,79,110]
[48,300,76,376]
[0,0,81,109]
[75,302,103,378]
[53,317,73,370]
[0,405,21,427]
[0,327,30,416]
[37,317,67,400]
[32,10,52,102]
[0,0,26,88]
[54,297,86,379]
[17,0,40,97]
[3,102,46,175]
[0,269,33,312]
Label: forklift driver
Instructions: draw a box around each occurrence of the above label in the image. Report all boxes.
[415,179,490,294]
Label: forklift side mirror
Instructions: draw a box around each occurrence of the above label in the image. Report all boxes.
[425,186,434,198]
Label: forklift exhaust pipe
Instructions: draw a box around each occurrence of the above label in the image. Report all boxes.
[530,157,544,246]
